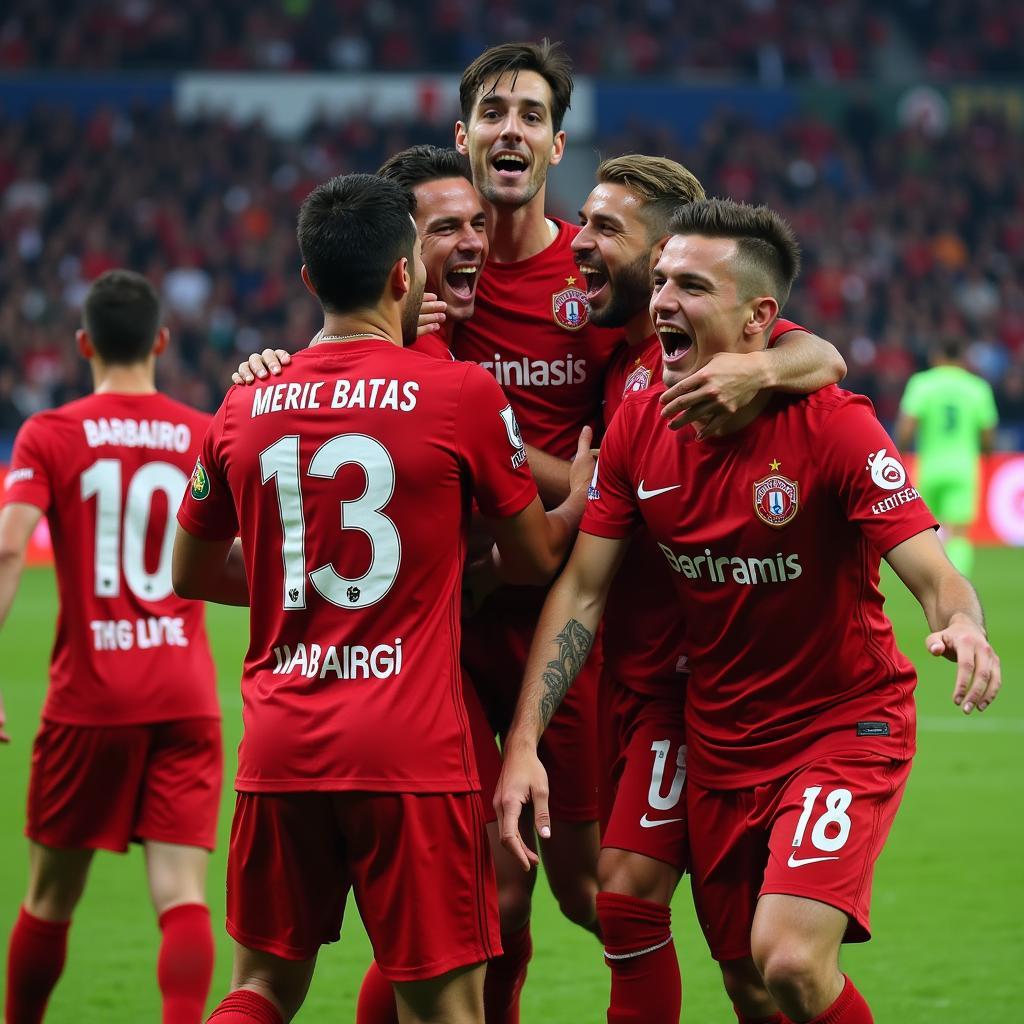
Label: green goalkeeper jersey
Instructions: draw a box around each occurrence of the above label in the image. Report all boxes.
[899,365,998,469]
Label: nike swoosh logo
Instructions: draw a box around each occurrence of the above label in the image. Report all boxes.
[640,814,683,829]
[637,480,681,500]
[787,853,840,868]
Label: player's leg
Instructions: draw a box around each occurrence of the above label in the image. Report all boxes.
[940,473,980,578]
[139,718,222,1024]
[207,943,317,1024]
[5,842,94,1024]
[393,963,486,1024]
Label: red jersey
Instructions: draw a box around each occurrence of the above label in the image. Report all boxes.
[3,392,219,726]
[584,384,936,788]
[176,340,537,794]
[452,219,622,460]
[599,319,804,697]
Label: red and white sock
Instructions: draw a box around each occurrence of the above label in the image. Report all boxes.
[158,903,214,1024]
[5,907,70,1024]
[355,961,397,1024]
[206,989,283,1024]
[596,892,680,1024]
[804,976,872,1024]
[484,923,532,1023]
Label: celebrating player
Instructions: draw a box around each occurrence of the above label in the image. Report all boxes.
[1,271,221,1024]
[174,173,595,1024]
[574,155,845,1022]
[896,337,998,577]
[497,199,999,1024]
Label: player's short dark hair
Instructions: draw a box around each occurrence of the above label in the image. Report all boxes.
[297,173,417,314]
[377,145,472,196]
[460,40,573,133]
[597,155,706,241]
[940,336,964,361]
[666,199,802,307]
[82,270,161,365]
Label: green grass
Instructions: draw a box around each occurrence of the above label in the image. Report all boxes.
[1,551,1022,1021]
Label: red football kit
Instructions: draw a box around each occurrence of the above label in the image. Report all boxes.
[453,219,622,821]
[584,383,936,956]
[597,320,802,868]
[177,339,532,973]
[3,392,221,851]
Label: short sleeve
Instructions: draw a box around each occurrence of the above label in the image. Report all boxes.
[455,365,538,519]
[979,381,999,430]
[768,317,805,347]
[176,399,238,541]
[898,374,923,418]
[581,401,641,540]
[3,416,54,511]
[817,395,937,555]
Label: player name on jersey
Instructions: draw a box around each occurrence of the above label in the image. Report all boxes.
[250,378,420,417]
[90,615,191,651]
[83,417,192,452]
[269,637,404,680]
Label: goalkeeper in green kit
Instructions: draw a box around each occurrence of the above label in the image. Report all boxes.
[896,337,998,576]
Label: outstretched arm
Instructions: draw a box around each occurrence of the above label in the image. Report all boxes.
[660,328,847,434]
[494,531,627,867]
[886,529,999,714]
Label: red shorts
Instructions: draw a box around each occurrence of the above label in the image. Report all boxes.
[462,604,600,822]
[463,670,501,825]
[227,790,501,981]
[688,752,911,961]
[27,718,222,853]
[598,679,688,873]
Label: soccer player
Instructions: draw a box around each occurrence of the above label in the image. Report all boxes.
[497,199,999,1024]
[574,155,844,1023]
[173,173,595,1024]
[0,270,222,1024]
[896,337,998,577]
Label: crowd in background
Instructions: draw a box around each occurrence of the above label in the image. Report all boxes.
[1,101,1022,435]
[2,0,1021,81]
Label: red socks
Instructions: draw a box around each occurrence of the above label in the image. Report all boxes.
[5,907,70,1024]
[206,989,283,1024]
[806,976,872,1024]
[735,1015,787,1024]
[158,903,215,1023]
[355,962,397,1024]
[596,892,680,1024]
[484,923,532,1023]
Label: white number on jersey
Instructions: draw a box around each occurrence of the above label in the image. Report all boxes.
[647,739,686,811]
[791,786,854,853]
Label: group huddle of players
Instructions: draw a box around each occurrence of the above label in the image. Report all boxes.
[1,39,1001,1024]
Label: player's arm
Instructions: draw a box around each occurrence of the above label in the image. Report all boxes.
[171,529,249,606]
[980,425,996,455]
[487,427,594,584]
[524,444,572,507]
[894,412,918,452]
[495,531,627,867]
[661,328,847,433]
[0,503,43,742]
[885,530,999,714]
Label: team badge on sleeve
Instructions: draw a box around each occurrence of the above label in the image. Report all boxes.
[190,459,211,500]
[499,405,528,469]
[754,461,799,527]
[552,276,589,332]
[866,448,907,491]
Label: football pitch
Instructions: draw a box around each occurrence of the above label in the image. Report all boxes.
[1,553,1020,1022]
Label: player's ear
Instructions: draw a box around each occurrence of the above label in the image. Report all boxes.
[76,329,94,360]
[454,120,470,155]
[152,326,170,356]
[548,129,567,167]
[391,256,411,299]
[300,265,318,298]
[745,296,779,338]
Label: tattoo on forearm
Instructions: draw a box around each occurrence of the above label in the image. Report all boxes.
[540,618,594,727]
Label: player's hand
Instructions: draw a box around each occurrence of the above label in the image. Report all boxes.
[462,553,500,617]
[567,426,596,499]
[0,691,10,743]
[494,741,548,871]
[232,349,292,386]
[926,612,1001,713]
[418,293,446,337]
[660,351,768,436]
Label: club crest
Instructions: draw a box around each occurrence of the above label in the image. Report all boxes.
[622,361,652,395]
[753,472,799,527]
[552,276,589,332]
[190,459,210,500]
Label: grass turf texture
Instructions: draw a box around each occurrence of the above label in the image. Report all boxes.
[0,552,1020,1021]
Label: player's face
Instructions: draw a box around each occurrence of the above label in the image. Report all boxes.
[651,234,751,389]
[401,230,428,347]
[413,177,488,321]
[573,183,653,328]
[456,70,566,210]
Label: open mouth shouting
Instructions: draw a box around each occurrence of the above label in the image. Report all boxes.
[445,263,480,303]
[657,322,694,367]
[491,149,530,183]
[577,260,609,307]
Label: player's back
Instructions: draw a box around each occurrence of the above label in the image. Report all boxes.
[4,391,218,725]
[901,365,998,467]
[188,341,535,793]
